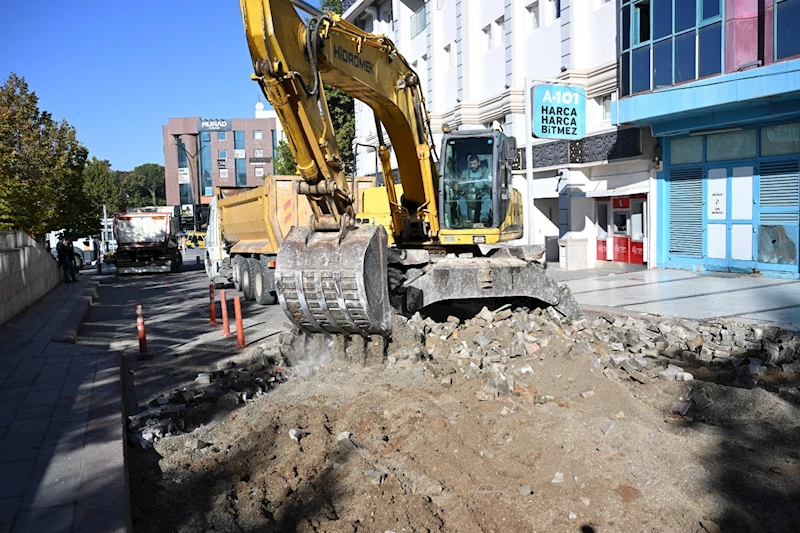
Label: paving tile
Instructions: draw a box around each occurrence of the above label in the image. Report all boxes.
[73,504,128,533]
[6,418,50,436]
[0,412,16,428]
[0,461,34,498]
[0,497,21,533]
[21,390,60,408]
[42,415,88,447]
[12,407,53,421]
[0,432,45,463]
[21,451,83,510]
[10,504,74,533]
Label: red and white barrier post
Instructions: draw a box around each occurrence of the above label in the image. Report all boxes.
[136,304,147,356]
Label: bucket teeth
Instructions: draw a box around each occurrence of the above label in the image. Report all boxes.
[276,224,392,336]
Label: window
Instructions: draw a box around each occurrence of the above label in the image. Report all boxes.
[527,2,540,32]
[218,149,227,159]
[441,138,495,229]
[410,6,426,38]
[761,123,800,156]
[200,132,212,196]
[217,131,227,141]
[235,158,247,187]
[482,24,492,51]
[254,148,264,158]
[776,0,800,60]
[176,139,188,168]
[620,0,722,95]
[602,95,612,122]
[234,130,245,150]
[495,17,505,48]
[706,130,757,162]
[670,137,703,165]
[272,130,278,157]
[546,0,561,23]
[253,130,262,140]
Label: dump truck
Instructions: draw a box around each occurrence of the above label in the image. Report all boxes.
[205,175,376,305]
[114,207,182,275]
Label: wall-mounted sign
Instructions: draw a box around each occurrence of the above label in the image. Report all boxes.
[532,84,586,140]
[254,167,264,177]
[217,159,227,169]
[234,149,246,159]
[219,169,229,180]
[708,169,727,220]
[249,157,272,164]
[181,204,194,217]
[178,168,190,184]
[197,118,231,132]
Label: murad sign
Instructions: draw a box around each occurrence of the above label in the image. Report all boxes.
[532,84,586,140]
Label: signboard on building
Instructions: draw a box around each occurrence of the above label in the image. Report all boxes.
[249,157,272,164]
[255,167,264,177]
[178,168,190,184]
[220,169,229,180]
[197,118,231,132]
[234,149,246,159]
[532,84,586,140]
[217,159,227,169]
[181,204,194,218]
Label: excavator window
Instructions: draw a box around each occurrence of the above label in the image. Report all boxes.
[441,138,496,230]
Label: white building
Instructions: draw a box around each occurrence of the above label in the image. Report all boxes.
[343,0,658,270]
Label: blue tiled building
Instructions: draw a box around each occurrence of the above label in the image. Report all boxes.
[614,0,800,277]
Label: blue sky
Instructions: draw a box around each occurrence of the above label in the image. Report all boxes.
[0,0,321,171]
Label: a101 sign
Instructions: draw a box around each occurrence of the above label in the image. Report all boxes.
[532,84,586,140]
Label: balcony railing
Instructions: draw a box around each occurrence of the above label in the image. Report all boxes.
[410,6,426,38]
[513,128,643,170]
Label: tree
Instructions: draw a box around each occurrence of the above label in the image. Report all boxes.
[83,157,124,216]
[274,140,297,175]
[122,163,166,207]
[0,73,89,234]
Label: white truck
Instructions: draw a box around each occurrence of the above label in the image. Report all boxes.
[114,207,182,274]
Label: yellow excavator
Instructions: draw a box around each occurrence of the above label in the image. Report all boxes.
[238,0,581,337]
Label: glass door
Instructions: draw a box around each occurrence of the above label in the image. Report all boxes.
[705,165,756,271]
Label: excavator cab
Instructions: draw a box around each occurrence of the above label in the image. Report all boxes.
[438,130,519,241]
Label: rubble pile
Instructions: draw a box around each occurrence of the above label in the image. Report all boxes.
[127,348,289,449]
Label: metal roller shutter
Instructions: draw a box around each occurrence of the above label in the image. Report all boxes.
[669,167,703,257]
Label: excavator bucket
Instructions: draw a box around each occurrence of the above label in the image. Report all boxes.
[275,224,392,336]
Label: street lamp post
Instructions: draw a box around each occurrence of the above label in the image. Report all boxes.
[172,133,206,231]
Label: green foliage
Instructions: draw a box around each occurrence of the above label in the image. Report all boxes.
[325,84,356,175]
[83,157,124,218]
[320,0,342,13]
[122,163,166,208]
[274,140,297,175]
[0,73,91,234]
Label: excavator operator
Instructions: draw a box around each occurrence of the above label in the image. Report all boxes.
[449,154,493,227]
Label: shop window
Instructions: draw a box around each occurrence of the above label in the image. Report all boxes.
[671,137,703,165]
[776,0,800,60]
[631,203,644,241]
[614,211,629,235]
[706,130,757,162]
[761,123,800,157]
[621,5,631,52]
[597,204,609,239]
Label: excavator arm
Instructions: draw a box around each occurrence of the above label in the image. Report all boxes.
[239,0,439,336]
[239,0,438,238]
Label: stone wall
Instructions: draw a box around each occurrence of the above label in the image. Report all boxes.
[0,231,62,326]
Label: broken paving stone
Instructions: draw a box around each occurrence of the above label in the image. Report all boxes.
[534,395,556,404]
[671,400,693,416]
[525,343,541,355]
[195,372,212,385]
[493,309,513,321]
[568,512,577,521]
[184,438,210,450]
[603,367,620,380]
[441,377,453,388]
[477,307,494,324]
[289,428,307,443]
[600,420,614,435]
[677,372,694,382]
[782,360,800,373]
[580,390,595,399]
[627,369,651,385]
[552,472,564,483]
[700,519,722,533]
[362,470,386,486]
[337,431,351,441]
[689,389,713,411]
[658,364,684,381]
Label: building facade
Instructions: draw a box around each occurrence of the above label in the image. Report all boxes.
[343,0,657,269]
[162,103,282,228]
[615,0,800,278]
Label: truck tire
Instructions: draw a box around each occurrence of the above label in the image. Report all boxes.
[170,251,183,273]
[242,258,257,301]
[233,256,245,292]
[252,260,277,305]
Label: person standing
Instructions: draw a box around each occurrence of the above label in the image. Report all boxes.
[56,236,74,283]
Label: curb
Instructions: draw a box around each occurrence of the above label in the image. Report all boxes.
[53,281,100,343]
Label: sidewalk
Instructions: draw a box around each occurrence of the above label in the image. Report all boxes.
[0,272,129,533]
[550,266,800,331]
